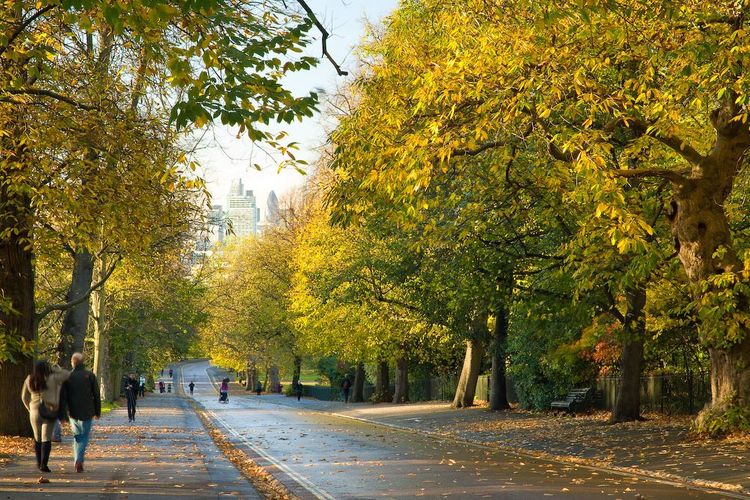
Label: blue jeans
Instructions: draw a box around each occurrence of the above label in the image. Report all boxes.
[69,418,93,463]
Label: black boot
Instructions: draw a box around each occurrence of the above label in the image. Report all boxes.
[40,441,51,472]
[33,441,41,468]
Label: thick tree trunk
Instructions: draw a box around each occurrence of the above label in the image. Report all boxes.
[489,303,510,411]
[56,249,94,367]
[393,357,409,404]
[668,109,750,425]
[0,222,35,436]
[611,287,646,423]
[292,355,301,388]
[353,362,365,403]
[245,361,257,391]
[452,338,486,408]
[453,308,489,408]
[374,360,391,402]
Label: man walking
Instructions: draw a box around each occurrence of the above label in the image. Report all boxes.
[60,352,100,473]
[125,374,138,422]
[188,380,195,395]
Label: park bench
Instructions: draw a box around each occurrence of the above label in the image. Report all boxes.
[550,387,593,415]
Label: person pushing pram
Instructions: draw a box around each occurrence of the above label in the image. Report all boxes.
[218,378,229,403]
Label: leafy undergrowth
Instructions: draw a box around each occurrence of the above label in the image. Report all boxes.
[100,400,120,416]
[190,401,297,500]
[0,436,28,467]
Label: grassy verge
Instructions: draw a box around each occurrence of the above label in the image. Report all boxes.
[100,400,119,416]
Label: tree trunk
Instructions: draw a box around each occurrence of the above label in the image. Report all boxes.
[489,302,510,411]
[245,360,257,391]
[374,360,391,402]
[56,249,94,368]
[0,218,35,436]
[453,308,489,408]
[292,355,301,388]
[393,357,409,404]
[611,286,646,423]
[353,362,365,402]
[668,109,750,426]
[268,364,281,392]
[92,255,111,401]
[452,338,486,408]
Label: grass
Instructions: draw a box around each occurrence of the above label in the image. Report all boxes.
[280,370,322,386]
[100,400,119,416]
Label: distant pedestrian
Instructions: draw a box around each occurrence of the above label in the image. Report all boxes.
[59,352,100,473]
[188,381,195,395]
[295,381,303,401]
[341,375,351,403]
[168,368,173,378]
[139,375,146,397]
[219,379,229,403]
[125,374,138,422]
[158,380,165,393]
[21,360,71,472]
[255,380,263,396]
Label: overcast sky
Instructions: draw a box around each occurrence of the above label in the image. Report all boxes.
[194,0,399,214]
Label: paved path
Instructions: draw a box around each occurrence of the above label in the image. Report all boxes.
[183,360,726,499]
[253,389,750,495]
[0,389,259,499]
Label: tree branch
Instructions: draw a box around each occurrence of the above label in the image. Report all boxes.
[295,0,348,76]
[0,5,57,58]
[36,255,121,321]
[609,117,705,166]
[611,168,689,185]
[2,88,96,110]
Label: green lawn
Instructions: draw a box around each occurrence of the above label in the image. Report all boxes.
[280,370,321,386]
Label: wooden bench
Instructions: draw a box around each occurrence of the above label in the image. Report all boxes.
[550,387,592,414]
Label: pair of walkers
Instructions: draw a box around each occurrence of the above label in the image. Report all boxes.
[21,352,101,474]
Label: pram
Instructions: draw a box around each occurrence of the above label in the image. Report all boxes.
[219,391,229,403]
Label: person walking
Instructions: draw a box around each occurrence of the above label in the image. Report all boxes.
[168,368,173,378]
[139,375,146,397]
[295,381,303,401]
[255,380,263,396]
[188,380,195,395]
[158,380,165,393]
[59,352,100,473]
[125,374,138,422]
[341,375,352,403]
[219,379,229,403]
[21,360,71,472]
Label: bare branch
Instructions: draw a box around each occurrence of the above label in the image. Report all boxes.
[295,0,348,76]
[609,117,705,166]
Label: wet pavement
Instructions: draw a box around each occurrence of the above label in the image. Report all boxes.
[181,360,729,499]
[0,384,259,499]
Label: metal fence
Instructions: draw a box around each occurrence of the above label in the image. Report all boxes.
[596,373,711,414]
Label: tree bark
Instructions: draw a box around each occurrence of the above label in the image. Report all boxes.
[245,360,257,391]
[92,255,111,401]
[611,286,647,423]
[668,108,750,419]
[489,302,510,411]
[353,361,365,402]
[292,355,301,388]
[393,357,409,404]
[268,364,280,392]
[374,360,391,402]
[0,211,35,436]
[453,308,489,408]
[56,249,94,368]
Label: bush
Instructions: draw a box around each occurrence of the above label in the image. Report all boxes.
[695,398,750,437]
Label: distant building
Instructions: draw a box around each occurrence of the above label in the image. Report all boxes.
[266,190,281,225]
[208,204,225,244]
[226,179,260,238]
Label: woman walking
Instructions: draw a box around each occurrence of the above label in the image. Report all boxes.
[21,361,71,472]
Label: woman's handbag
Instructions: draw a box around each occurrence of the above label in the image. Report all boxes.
[38,399,59,420]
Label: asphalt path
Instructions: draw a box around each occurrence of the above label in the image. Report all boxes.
[179,360,725,500]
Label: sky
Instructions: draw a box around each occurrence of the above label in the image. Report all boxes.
[195,0,399,216]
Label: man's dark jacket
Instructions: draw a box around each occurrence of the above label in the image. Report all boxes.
[60,364,101,421]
